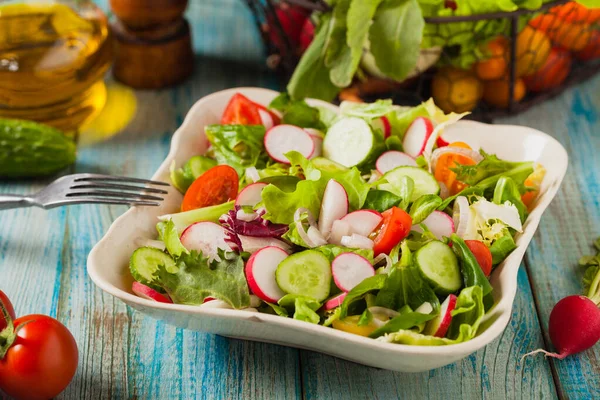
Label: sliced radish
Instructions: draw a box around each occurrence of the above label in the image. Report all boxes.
[180,222,231,261]
[259,108,274,130]
[424,294,457,338]
[245,167,260,183]
[341,234,374,250]
[236,182,267,207]
[453,196,472,239]
[412,211,455,241]
[245,246,288,303]
[307,226,328,246]
[341,210,383,237]
[238,235,291,254]
[402,117,434,158]
[376,151,418,174]
[415,302,433,314]
[323,292,347,311]
[305,128,324,159]
[332,253,375,292]
[318,179,348,237]
[329,219,351,246]
[132,282,172,303]
[370,116,392,138]
[264,124,314,164]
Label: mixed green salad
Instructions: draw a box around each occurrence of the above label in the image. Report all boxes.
[128,92,545,345]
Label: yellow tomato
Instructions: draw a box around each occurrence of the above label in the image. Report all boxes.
[431,67,483,113]
[332,315,383,337]
[516,26,551,77]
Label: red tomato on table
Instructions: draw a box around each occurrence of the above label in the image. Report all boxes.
[0,290,15,331]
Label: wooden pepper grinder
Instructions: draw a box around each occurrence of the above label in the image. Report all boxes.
[110,0,194,89]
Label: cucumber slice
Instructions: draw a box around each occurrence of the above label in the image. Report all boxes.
[130,247,177,290]
[323,117,382,168]
[382,166,439,202]
[276,250,332,302]
[311,157,348,173]
[415,241,461,295]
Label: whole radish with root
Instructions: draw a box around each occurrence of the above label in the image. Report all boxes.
[523,238,600,360]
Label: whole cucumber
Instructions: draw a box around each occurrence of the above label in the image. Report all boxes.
[0,119,76,177]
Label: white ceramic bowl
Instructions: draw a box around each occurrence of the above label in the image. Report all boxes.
[87,87,568,372]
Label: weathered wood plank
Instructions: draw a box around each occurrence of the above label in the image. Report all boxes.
[300,266,557,400]
[47,59,296,399]
[500,77,600,400]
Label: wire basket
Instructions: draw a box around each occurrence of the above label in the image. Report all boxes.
[245,0,600,121]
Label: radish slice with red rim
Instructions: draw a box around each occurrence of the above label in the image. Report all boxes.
[132,282,172,303]
[180,222,231,262]
[412,210,455,241]
[259,108,274,130]
[323,292,347,311]
[332,253,375,292]
[376,151,418,174]
[341,210,383,237]
[424,294,457,337]
[264,125,314,164]
[340,234,374,250]
[318,179,349,237]
[402,117,434,158]
[236,182,267,207]
[245,246,288,303]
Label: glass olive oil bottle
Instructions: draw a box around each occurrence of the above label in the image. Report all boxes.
[0,1,112,132]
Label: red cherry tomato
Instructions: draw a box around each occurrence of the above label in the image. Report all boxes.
[523,47,571,93]
[372,207,413,255]
[0,315,78,400]
[181,165,239,212]
[465,240,493,277]
[0,290,15,331]
[221,93,262,125]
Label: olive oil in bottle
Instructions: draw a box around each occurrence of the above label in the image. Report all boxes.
[0,1,112,132]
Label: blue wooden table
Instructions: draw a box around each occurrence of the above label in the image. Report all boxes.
[1,2,600,399]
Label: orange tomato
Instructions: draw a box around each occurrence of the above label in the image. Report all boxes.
[524,47,572,93]
[516,26,551,77]
[181,165,239,212]
[474,37,509,81]
[575,30,600,61]
[433,143,479,195]
[431,67,483,113]
[483,78,527,109]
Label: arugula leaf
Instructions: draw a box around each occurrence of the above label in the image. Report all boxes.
[160,201,235,234]
[287,14,340,102]
[314,244,374,263]
[340,274,387,319]
[489,234,517,265]
[156,220,189,258]
[493,176,528,223]
[452,150,533,187]
[278,294,321,324]
[409,194,443,224]
[330,0,384,87]
[450,234,493,296]
[378,285,485,344]
[358,308,373,326]
[369,0,424,82]
[205,124,267,175]
[363,190,402,213]
[268,93,326,130]
[156,251,250,309]
[369,310,436,338]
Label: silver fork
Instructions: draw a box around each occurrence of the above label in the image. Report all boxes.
[0,173,169,210]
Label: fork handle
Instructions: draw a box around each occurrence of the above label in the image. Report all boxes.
[0,194,33,210]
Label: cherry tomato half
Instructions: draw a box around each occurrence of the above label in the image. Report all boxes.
[465,240,493,277]
[221,93,262,125]
[372,207,412,256]
[0,315,78,400]
[181,165,239,212]
[0,290,15,331]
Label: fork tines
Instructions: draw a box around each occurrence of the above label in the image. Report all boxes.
[68,174,169,206]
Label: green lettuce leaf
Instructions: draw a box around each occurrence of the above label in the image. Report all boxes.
[287,14,340,102]
[489,234,517,265]
[493,176,528,223]
[314,244,374,263]
[408,194,443,225]
[387,103,429,138]
[340,99,396,119]
[369,309,437,338]
[268,93,326,130]
[452,150,533,187]
[450,234,493,296]
[156,220,189,258]
[369,0,424,82]
[170,156,217,193]
[278,294,321,324]
[340,274,388,319]
[363,189,402,213]
[156,251,250,309]
[205,124,267,175]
